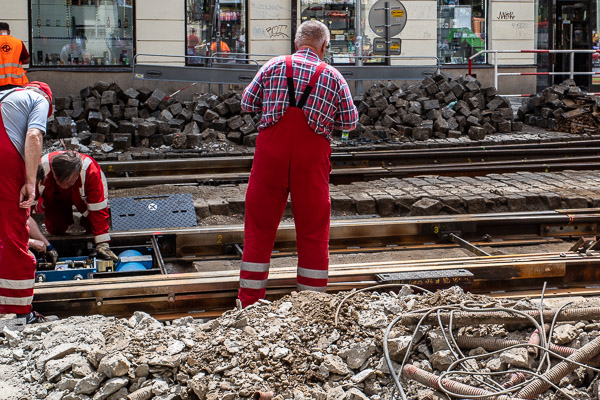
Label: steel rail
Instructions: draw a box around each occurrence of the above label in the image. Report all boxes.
[48,209,600,260]
[103,156,600,188]
[31,251,600,319]
[100,146,600,176]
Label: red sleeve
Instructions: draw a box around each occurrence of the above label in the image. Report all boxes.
[20,41,29,63]
[84,167,110,241]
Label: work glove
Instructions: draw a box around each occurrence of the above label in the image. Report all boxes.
[44,243,59,268]
[96,242,119,262]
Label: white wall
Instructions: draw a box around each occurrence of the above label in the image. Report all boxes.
[135,0,185,65]
[0,0,29,64]
[489,0,536,64]
[248,0,292,61]
[394,0,438,65]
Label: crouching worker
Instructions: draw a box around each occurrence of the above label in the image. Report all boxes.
[32,150,118,262]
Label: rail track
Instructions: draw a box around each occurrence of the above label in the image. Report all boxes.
[100,140,600,187]
[34,209,600,319]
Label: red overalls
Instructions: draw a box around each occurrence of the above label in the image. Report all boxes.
[36,152,110,244]
[238,56,331,307]
[0,90,36,314]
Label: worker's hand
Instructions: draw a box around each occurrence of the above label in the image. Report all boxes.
[96,242,118,262]
[28,238,46,253]
[44,244,59,267]
[19,183,36,208]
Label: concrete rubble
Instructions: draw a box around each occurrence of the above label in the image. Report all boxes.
[2,287,600,399]
[516,79,600,134]
[351,72,519,142]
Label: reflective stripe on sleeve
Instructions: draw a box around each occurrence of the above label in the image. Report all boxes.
[79,157,93,199]
[297,267,328,280]
[240,261,270,273]
[240,278,268,289]
[88,199,108,211]
[297,283,327,292]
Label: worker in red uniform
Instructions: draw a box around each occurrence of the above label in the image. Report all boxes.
[33,150,118,262]
[238,20,358,307]
[0,22,30,91]
[0,81,52,317]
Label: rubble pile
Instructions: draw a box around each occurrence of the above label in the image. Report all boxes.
[350,72,521,142]
[48,80,260,152]
[48,74,523,155]
[2,287,600,399]
[517,79,600,134]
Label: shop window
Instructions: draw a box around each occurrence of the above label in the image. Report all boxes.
[438,0,486,64]
[186,0,247,65]
[300,0,384,65]
[30,0,134,67]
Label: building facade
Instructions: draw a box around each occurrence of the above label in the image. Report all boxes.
[1,0,597,96]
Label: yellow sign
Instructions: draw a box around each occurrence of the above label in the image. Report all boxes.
[391,9,405,18]
[390,43,400,50]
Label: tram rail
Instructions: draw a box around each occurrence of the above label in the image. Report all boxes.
[34,209,600,319]
[100,142,600,188]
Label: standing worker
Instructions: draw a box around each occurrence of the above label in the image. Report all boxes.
[0,22,29,91]
[238,20,358,307]
[32,150,118,262]
[0,81,52,317]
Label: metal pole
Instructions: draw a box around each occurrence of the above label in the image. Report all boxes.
[494,51,498,90]
[570,51,575,80]
[384,2,390,64]
[355,0,363,94]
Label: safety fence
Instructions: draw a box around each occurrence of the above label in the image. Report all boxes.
[132,53,440,90]
[468,49,600,97]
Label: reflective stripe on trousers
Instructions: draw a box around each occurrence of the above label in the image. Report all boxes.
[238,107,332,308]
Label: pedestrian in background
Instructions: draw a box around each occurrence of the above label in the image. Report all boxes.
[0,81,52,319]
[0,22,29,91]
[238,20,358,307]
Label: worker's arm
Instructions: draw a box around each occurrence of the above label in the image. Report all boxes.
[27,216,49,247]
[19,128,43,208]
[20,43,30,65]
[332,72,359,132]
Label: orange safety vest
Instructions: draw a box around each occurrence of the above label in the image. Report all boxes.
[0,35,28,86]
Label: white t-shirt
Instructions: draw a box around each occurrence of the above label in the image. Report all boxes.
[0,88,48,159]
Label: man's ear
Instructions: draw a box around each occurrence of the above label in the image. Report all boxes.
[294,40,298,51]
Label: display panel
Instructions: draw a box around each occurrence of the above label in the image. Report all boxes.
[186,0,247,65]
[437,0,486,64]
[30,0,134,67]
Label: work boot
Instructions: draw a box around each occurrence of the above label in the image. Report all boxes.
[21,311,58,324]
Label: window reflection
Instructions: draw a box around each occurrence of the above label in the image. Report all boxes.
[185,0,247,65]
[437,0,486,64]
[31,0,134,67]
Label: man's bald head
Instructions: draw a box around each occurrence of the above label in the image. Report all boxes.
[295,20,330,51]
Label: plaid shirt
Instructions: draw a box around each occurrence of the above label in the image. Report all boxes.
[241,48,358,140]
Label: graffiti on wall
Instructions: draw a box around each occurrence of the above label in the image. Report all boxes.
[497,11,516,20]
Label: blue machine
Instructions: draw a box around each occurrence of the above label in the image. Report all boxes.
[115,249,153,272]
[35,256,96,283]
[35,248,154,282]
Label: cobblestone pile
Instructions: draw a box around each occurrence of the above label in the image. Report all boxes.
[350,72,520,142]
[48,73,523,154]
[516,79,600,134]
[1,288,599,400]
[48,81,260,153]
